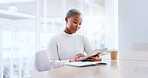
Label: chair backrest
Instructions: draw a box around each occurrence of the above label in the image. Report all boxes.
[132,42,148,51]
[35,50,50,72]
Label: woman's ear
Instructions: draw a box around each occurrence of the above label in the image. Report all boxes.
[65,17,68,23]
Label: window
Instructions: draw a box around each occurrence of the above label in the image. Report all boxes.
[0,0,105,78]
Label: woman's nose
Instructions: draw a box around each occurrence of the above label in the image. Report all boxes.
[75,24,80,29]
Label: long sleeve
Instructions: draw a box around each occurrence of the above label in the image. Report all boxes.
[47,36,69,69]
[83,36,95,54]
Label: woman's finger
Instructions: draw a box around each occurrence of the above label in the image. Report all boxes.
[79,53,85,56]
[88,56,93,59]
[86,58,95,61]
[86,57,102,61]
[94,57,102,61]
[77,53,85,57]
[97,53,100,57]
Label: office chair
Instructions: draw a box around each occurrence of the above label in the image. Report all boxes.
[35,50,50,72]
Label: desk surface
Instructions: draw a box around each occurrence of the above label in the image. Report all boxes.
[30,60,148,78]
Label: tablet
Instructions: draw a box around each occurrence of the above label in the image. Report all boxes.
[78,48,109,61]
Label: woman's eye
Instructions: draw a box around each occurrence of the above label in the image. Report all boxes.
[74,22,77,24]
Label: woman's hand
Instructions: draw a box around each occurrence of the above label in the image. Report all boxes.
[84,53,102,61]
[69,53,85,62]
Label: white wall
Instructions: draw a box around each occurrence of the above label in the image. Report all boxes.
[119,0,148,51]
[105,0,118,50]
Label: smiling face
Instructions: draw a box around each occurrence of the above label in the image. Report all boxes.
[64,14,82,34]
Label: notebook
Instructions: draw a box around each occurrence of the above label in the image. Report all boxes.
[65,62,107,67]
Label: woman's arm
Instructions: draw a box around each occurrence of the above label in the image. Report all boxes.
[47,36,69,69]
[83,35,95,54]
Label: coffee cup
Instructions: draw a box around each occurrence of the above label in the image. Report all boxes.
[110,49,118,60]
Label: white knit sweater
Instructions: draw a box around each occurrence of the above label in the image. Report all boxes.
[47,31,94,69]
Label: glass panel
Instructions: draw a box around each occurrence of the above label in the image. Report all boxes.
[0,0,36,78]
[0,24,1,48]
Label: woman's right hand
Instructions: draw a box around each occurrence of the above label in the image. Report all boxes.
[69,53,85,62]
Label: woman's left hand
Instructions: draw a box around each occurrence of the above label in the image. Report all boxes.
[84,53,102,61]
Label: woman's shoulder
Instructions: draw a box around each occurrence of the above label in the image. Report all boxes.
[76,34,87,38]
[76,34,89,41]
[49,33,62,41]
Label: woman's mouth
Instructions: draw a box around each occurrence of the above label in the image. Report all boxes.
[73,28,78,31]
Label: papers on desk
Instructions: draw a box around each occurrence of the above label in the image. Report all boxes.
[65,62,107,67]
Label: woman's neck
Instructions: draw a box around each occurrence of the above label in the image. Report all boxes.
[64,27,72,34]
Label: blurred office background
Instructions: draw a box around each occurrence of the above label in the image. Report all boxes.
[0,0,108,78]
[1,0,148,78]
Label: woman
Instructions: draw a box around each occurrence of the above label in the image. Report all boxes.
[47,9,102,69]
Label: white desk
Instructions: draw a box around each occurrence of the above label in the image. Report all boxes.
[30,59,148,78]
